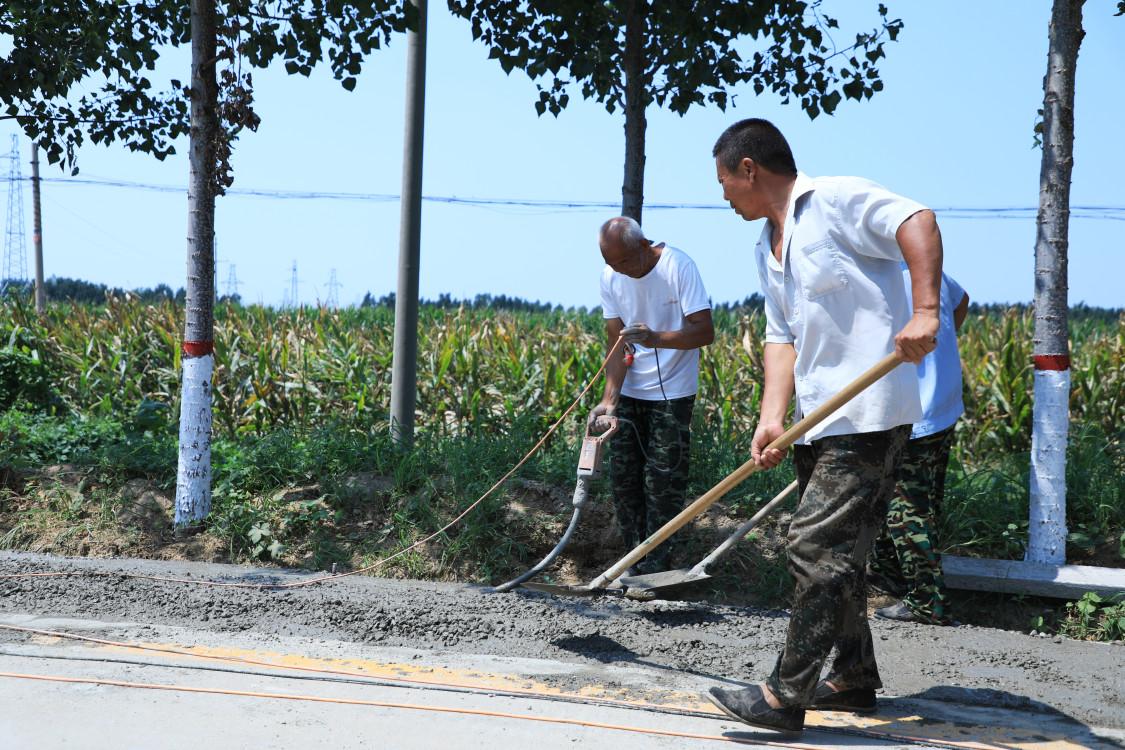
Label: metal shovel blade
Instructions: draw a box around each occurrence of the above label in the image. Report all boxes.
[617,568,713,598]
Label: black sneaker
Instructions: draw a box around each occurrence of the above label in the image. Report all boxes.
[810,681,877,714]
[874,601,924,623]
[705,684,805,733]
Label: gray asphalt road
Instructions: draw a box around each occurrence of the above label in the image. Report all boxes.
[0,616,914,750]
[1,552,1122,749]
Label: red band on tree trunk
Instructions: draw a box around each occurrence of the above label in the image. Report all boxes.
[1033,354,1070,371]
[182,340,214,357]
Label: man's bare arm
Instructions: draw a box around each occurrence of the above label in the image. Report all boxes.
[751,342,796,469]
[590,317,627,429]
[622,309,715,350]
[896,209,943,363]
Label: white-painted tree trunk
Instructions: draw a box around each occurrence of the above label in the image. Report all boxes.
[1027,0,1083,564]
[175,0,218,528]
[175,354,214,524]
[1028,369,1070,561]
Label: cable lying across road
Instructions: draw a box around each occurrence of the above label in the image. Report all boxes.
[0,338,625,592]
[1,669,841,749]
[0,620,688,719]
[0,623,999,750]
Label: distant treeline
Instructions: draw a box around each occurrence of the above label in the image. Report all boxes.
[1,277,189,305]
[2,278,1120,322]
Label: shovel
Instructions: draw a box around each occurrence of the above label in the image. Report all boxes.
[524,352,902,599]
[615,479,798,599]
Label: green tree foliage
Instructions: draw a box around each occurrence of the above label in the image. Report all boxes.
[1,1,414,176]
[449,0,903,220]
[452,0,900,117]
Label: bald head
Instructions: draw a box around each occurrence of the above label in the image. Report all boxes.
[599,216,659,278]
[599,216,647,253]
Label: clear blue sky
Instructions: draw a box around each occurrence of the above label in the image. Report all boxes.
[3,1,1123,308]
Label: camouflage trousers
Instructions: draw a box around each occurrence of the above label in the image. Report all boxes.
[609,395,694,573]
[868,425,955,624]
[767,426,909,708]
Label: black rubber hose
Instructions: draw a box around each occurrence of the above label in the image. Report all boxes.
[491,506,583,593]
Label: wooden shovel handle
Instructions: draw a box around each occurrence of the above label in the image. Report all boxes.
[588,352,902,590]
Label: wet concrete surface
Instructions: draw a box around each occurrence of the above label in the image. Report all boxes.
[1,551,1122,736]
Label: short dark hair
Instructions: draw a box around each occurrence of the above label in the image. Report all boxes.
[712,118,797,176]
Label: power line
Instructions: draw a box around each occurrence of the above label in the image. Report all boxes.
[22,174,1125,220]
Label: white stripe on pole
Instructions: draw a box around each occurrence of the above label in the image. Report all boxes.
[1027,368,1069,564]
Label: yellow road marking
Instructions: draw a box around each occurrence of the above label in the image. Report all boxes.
[33,636,1103,750]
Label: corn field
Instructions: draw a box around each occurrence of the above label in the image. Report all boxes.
[0,297,1122,460]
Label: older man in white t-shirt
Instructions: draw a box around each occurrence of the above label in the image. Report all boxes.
[704,119,943,734]
[588,217,714,575]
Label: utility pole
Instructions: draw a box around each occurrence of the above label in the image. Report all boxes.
[390,0,427,447]
[30,143,45,314]
[289,260,299,308]
[2,135,28,297]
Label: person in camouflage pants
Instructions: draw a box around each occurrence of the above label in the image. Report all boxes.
[769,426,911,705]
[609,395,694,573]
[587,216,714,576]
[867,269,968,625]
[868,426,955,624]
[704,118,944,733]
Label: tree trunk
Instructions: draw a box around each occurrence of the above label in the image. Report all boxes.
[620,0,647,223]
[175,0,219,530]
[1027,0,1083,565]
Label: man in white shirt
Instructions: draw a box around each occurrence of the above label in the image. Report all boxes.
[588,217,714,575]
[704,119,943,733]
[868,269,970,625]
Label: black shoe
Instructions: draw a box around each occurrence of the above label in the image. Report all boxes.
[705,684,805,733]
[874,601,924,623]
[810,681,877,714]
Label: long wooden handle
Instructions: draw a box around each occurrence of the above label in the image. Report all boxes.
[588,352,902,590]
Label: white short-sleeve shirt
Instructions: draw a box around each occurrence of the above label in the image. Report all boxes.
[756,173,928,442]
[601,246,711,401]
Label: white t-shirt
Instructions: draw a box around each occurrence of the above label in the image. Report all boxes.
[757,173,926,442]
[600,246,711,401]
[902,265,966,439]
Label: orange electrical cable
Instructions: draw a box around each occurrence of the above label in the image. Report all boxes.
[0,623,678,714]
[0,337,625,591]
[0,669,829,749]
